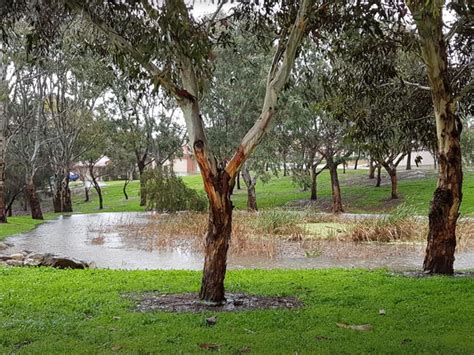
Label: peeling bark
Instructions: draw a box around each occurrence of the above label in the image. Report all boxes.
[407,0,463,274]
[26,178,43,220]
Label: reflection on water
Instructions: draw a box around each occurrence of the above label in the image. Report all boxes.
[2,212,474,270]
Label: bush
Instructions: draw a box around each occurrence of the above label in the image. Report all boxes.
[145,169,207,212]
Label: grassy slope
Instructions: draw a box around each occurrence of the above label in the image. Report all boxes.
[0,268,472,354]
[72,169,474,215]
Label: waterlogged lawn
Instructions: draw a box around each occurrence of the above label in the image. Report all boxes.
[71,170,474,215]
[0,268,472,353]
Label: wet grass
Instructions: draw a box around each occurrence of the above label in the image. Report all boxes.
[0,267,472,353]
[0,214,55,241]
[70,169,474,215]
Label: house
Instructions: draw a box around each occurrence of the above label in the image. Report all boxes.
[163,145,200,176]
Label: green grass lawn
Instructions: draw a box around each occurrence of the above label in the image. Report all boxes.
[0,214,55,241]
[0,268,472,353]
[71,169,474,215]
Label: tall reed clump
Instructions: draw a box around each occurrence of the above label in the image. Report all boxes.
[350,203,420,242]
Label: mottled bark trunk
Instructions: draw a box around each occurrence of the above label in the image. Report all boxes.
[327,159,343,213]
[53,189,62,213]
[0,135,5,223]
[407,0,463,274]
[199,170,232,304]
[369,159,375,179]
[26,178,43,220]
[406,151,412,170]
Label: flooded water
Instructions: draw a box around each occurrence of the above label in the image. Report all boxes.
[2,212,473,270]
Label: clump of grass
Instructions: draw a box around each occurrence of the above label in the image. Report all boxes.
[350,203,419,243]
[253,210,301,235]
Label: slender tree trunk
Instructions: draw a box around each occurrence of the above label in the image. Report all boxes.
[123,180,129,200]
[406,151,412,170]
[89,164,103,210]
[327,159,343,213]
[26,177,43,220]
[138,161,146,206]
[84,186,89,202]
[375,165,381,187]
[369,158,375,179]
[241,166,257,212]
[407,0,463,274]
[310,164,317,201]
[354,151,360,170]
[236,171,241,190]
[283,155,287,176]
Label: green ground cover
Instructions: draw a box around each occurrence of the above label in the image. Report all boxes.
[0,268,472,354]
[72,169,474,215]
[0,214,55,241]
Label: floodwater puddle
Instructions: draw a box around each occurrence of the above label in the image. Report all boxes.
[2,212,473,270]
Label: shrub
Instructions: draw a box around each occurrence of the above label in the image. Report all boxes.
[145,169,207,212]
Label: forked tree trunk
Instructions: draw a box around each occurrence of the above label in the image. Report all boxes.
[26,178,43,220]
[383,164,398,199]
[407,0,463,274]
[61,176,72,212]
[369,159,375,179]
[327,159,343,213]
[199,169,232,303]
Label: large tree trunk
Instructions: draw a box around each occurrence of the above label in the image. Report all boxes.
[26,177,43,220]
[198,169,233,304]
[407,0,463,274]
[327,158,343,213]
[241,166,257,212]
[0,129,6,223]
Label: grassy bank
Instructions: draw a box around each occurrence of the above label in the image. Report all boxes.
[0,214,55,241]
[72,169,474,215]
[0,268,472,353]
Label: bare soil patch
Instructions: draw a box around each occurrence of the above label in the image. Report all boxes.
[125,292,302,313]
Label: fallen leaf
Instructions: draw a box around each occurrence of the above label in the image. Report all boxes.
[336,322,373,331]
[206,316,217,326]
[198,343,220,351]
[315,335,330,341]
[379,309,386,315]
[111,345,122,352]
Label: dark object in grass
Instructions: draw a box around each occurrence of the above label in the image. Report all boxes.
[125,292,302,313]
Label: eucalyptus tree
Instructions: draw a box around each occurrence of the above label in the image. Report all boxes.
[405,0,472,274]
[0,49,8,222]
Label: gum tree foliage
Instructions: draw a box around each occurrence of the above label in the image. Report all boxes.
[3,0,417,299]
